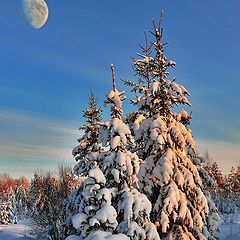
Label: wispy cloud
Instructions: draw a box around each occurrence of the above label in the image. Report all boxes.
[0,140,72,161]
[0,108,78,136]
[0,107,81,177]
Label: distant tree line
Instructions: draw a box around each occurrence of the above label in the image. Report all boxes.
[0,173,29,224]
[0,165,81,240]
[204,152,240,218]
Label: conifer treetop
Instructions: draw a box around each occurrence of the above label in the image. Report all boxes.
[72,88,103,176]
[125,15,221,239]
[124,13,191,118]
[104,64,126,119]
[98,65,160,240]
[81,89,102,130]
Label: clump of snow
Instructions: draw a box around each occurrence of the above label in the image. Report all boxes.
[86,230,130,240]
[88,167,106,185]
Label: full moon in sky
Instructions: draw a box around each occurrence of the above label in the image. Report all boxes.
[22,0,49,29]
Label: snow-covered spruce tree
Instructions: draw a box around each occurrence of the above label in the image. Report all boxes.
[65,89,126,239]
[124,16,220,239]
[63,90,104,238]
[199,164,221,240]
[97,64,160,240]
[0,188,17,224]
[0,202,14,224]
[28,172,43,213]
[65,166,129,240]
[15,185,28,217]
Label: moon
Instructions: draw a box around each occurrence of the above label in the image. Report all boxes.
[22,0,49,29]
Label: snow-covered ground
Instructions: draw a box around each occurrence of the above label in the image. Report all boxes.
[0,215,239,240]
[0,219,32,240]
[219,213,240,240]
[220,222,240,240]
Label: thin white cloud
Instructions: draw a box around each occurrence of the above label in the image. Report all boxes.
[0,107,78,136]
[0,140,72,161]
[0,108,81,177]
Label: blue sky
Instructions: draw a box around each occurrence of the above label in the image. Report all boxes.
[0,0,239,178]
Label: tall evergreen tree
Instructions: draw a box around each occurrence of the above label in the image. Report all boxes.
[28,172,43,212]
[64,89,105,238]
[98,64,160,239]
[65,84,129,239]
[15,185,28,217]
[124,15,220,239]
[0,188,17,224]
